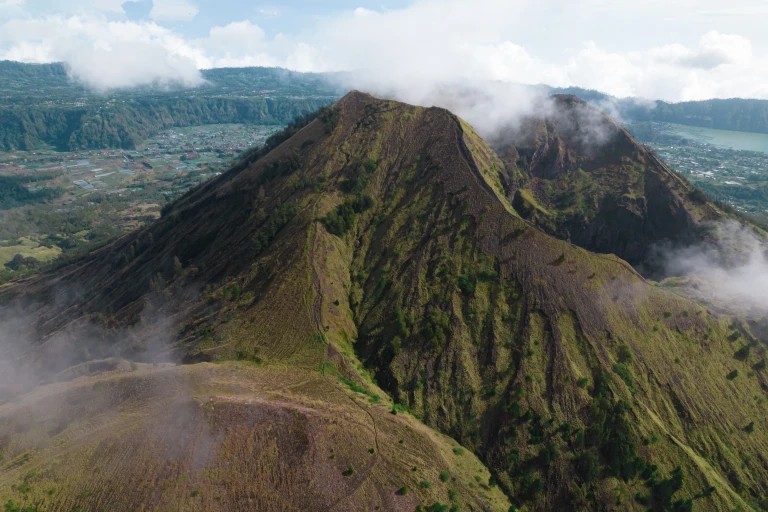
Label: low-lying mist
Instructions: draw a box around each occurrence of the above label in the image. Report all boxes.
[661,221,768,317]
[0,291,188,401]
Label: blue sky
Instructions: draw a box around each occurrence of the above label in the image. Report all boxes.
[121,1,412,37]
[2,0,768,101]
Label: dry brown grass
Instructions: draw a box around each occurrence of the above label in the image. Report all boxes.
[0,362,509,511]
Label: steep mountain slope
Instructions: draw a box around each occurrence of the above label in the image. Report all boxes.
[491,95,726,273]
[0,92,766,511]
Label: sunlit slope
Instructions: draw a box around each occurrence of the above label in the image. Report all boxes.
[0,92,766,510]
[0,362,508,511]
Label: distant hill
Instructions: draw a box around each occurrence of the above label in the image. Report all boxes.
[548,85,768,134]
[1,92,766,511]
[4,59,768,152]
[0,62,341,151]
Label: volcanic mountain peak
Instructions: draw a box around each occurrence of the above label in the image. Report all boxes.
[0,91,767,511]
[491,93,729,272]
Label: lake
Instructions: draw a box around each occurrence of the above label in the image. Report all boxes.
[666,123,768,154]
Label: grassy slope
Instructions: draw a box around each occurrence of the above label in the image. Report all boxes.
[0,95,510,511]
[0,362,508,511]
[291,93,767,510]
[0,92,766,510]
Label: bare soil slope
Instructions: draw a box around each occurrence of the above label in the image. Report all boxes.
[0,362,508,511]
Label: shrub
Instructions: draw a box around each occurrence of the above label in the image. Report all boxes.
[342,466,354,476]
[321,195,373,236]
[396,486,408,495]
[649,466,686,509]
[423,307,451,350]
[726,369,739,380]
[687,188,708,203]
[457,275,475,295]
[420,480,432,489]
[574,449,600,482]
[617,344,633,364]
[439,471,450,482]
[395,306,409,337]
[613,363,634,390]
[340,158,377,194]
[252,203,297,254]
[734,345,751,361]
[4,501,39,512]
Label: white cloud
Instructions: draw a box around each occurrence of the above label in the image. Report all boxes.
[663,221,768,317]
[150,0,197,22]
[197,20,281,68]
[255,6,279,17]
[0,16,204,89]
[557,31,767,100]
[207,20,264,52]
[1,0,768,102]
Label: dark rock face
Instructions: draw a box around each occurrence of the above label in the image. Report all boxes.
[494,95,719,274]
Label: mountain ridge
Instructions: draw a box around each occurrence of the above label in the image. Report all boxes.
[0,91,766,511]
[492,94,730,273]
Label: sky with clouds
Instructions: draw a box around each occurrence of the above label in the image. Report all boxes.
[1,0,768,101]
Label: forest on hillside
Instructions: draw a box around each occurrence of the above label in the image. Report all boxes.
[0,62,339,150]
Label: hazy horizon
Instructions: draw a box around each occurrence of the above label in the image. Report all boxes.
[1,0,768,101]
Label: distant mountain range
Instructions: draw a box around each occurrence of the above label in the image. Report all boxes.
[547,85,768,134]
[0,61,341,151]
[3,60,768,153]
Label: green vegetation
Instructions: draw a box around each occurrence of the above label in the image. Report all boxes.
[252,204,297,254]
[340,158,377,194]
[338,375,381,403]
[321,195,373,236]
[420,503,450,512]
[4,501,38,512]
[0,63,338,151]
[2,90,766,512]
[0,175,61,209]
[612,362,634,391]
[457,274,475,295]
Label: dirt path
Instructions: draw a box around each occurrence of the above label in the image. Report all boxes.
[305,198,383,510]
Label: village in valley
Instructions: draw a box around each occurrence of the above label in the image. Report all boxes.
[0,123,279,279]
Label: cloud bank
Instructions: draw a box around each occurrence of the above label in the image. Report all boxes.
[0,0,768,100]
[662,222,768,317]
